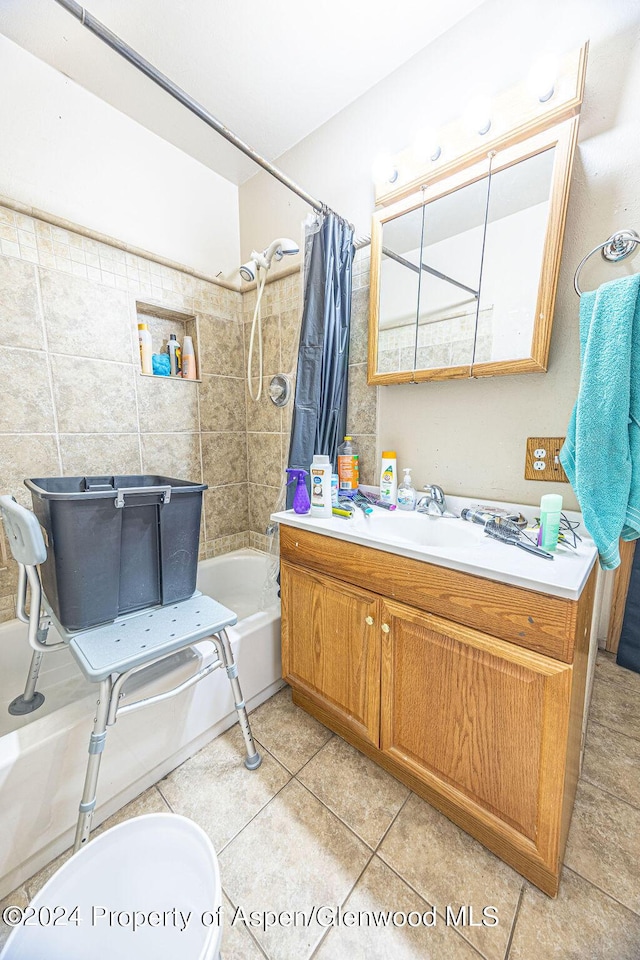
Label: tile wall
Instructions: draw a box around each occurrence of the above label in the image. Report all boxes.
[0,202,378,620]
[0,202,247,622]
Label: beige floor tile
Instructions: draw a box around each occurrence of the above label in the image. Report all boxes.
[24,786,170,900]
[315,856,481,960]
[298,736,409,848]
[581,720,640,808]
[509,868,640,959]
[221,892,267,959]
[594,651,640,691]
[0,886,29,950]
[219,779,371,960]
[564,780,640,915]
[589,676,640,741]
[248,686,333,774]
[378,793,522,960]
[158,723,290,851]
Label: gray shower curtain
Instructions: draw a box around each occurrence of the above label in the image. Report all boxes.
[287,213,354,504]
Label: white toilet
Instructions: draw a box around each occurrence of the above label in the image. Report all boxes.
[2,814,223,960]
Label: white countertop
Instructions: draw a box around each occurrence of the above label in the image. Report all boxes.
[271,494,598,600]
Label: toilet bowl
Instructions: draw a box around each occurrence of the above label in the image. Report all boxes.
[2,814,223,960]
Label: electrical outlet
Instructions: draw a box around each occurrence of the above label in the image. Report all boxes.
[525,437,568,482]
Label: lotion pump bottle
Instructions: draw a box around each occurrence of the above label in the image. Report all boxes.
[397,467,417,511]
[310,455,332,518]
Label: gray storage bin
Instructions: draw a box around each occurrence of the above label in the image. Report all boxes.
[26,475,207,631]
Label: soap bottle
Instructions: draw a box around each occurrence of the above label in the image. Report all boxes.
[397,468,417,511]
[310,455,332,518]
[539,494,562,551]
[181,335,197,380]
[167,333,182,377]
[337,436,359,491]
[380,451,397,505]
[138,322,153,375]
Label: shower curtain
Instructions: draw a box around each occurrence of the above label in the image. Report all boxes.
[286,212,354,505]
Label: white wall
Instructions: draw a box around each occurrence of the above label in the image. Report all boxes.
[239,0,640,510]
[0,35,240,278]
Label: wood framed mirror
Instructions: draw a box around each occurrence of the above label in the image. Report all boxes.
[368,117,580,384]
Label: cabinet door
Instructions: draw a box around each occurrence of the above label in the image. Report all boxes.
[281,561,381,745]
[380,599,572,866]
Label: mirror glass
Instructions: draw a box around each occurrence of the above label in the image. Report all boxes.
[377,205,424,374]
[476,147,555,363]
[416,174,490,370]
[369,121,574,383]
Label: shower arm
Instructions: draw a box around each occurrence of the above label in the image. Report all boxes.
[53,0,340,220]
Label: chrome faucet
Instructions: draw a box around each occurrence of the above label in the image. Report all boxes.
[417,485,447,516]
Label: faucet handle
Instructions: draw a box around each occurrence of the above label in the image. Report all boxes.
[423,484,445,504]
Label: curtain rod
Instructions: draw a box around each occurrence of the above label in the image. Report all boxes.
[53,0,343,220]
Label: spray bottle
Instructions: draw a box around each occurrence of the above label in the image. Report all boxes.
[286,469,310,515]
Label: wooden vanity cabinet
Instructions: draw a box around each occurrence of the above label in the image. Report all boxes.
[280,525,596,896]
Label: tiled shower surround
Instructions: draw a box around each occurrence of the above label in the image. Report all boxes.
[0,201,377,621]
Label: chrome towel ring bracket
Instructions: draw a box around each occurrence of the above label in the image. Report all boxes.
[573,229,640,296]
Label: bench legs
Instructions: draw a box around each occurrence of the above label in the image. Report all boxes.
[8,626,49,716]
[73,627,261,852]
[74,677,112,853]
[213,629,262,770]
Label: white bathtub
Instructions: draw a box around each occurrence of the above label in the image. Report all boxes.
[0,549,283,898]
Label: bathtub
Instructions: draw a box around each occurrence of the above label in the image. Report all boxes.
[0,549,283,898]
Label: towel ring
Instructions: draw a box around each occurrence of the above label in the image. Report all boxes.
[573,229,640,296]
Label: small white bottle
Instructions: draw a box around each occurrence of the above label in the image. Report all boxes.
[380,451,398,505]
[310,455,332,518]
[181,335,197,380]
[138,322,153,375]
[397,467,417,511]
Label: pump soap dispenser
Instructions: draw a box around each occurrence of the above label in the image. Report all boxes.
[397,468,417,511]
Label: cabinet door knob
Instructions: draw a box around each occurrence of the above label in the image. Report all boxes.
[365,615,374,626]
[381,623,390,633]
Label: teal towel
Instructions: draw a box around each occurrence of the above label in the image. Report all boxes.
[560,274,640,569]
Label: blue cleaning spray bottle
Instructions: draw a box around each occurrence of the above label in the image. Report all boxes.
[286,469,311,515]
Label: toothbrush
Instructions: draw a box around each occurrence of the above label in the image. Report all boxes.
[342,490,373,516]
[358,491,396,511]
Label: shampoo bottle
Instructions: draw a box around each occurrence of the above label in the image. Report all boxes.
[380,451,397,505]
[138,322,153,375]
[181,335,197,380]
[397,467,417,511]
[167,333,182,377]
[539,494,562,552]
[310,455,332,518]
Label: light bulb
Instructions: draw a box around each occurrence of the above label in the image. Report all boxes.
[464,96,492,136]
[412,128,442,164]
[527,54,558,103]
[372,154,399,184]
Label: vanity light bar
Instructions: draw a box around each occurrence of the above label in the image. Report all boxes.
[373,42,588,207]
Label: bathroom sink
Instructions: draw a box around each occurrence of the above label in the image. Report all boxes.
[355,511,484,550]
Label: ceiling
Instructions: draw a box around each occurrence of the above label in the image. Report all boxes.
[0,0,486,185]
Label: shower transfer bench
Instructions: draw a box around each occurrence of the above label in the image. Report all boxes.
[0,495,262,853]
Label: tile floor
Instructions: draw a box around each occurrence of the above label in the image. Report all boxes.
[2,651,639,959]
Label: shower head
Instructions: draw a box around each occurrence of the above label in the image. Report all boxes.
[239,238,299,281]
[263,237,299,265]
[239,259,257,282]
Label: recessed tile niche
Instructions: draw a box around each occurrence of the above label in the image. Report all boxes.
[136,301,200,381]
